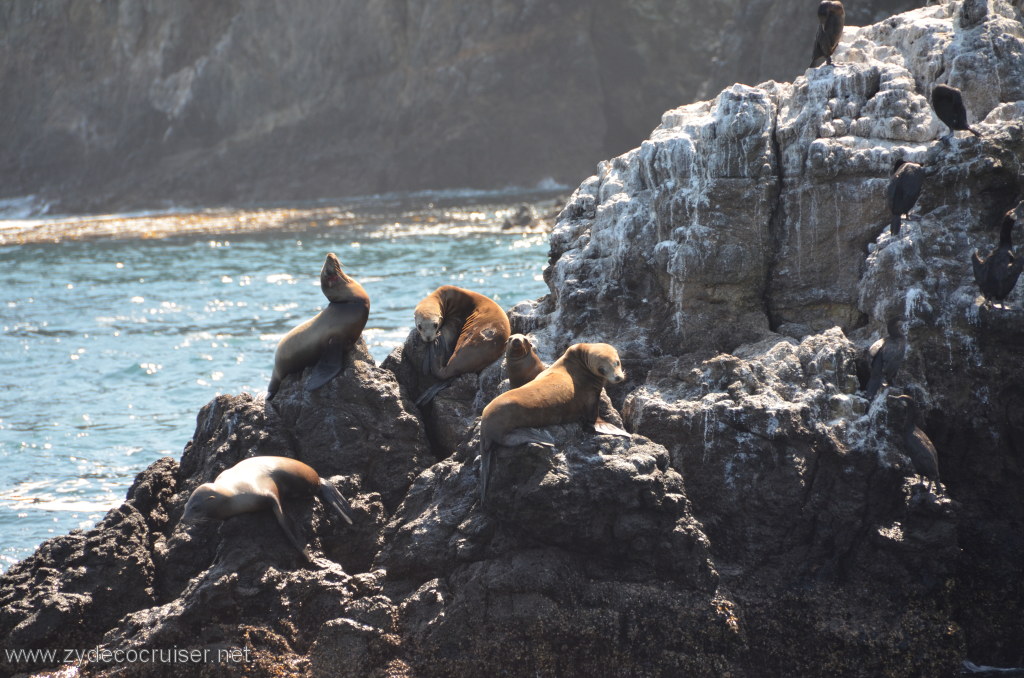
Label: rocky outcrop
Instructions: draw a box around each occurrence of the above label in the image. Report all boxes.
[3,2,1024,676]
[0,0,917,214]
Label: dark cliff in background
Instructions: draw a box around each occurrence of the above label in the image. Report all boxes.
[0,0,916,214]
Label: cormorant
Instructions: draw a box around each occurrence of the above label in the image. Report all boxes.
[810,1,845,68]
[865,316,906,401]
[931,84,980,140]
[892,394,940,488]
[972,209,1022,307]
[886,161,925,236]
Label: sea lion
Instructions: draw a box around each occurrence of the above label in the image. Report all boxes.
[810,1,845,68]
[505,334,546,389]
[181,456,353,560]
[413,285,511,405]
[931,84,980,140]
[864,316,906,401]
[891,395,940,488]
[478,342,629,503]
[972,209,1022,308]
[886,161,925,236]
[267,252,370,399]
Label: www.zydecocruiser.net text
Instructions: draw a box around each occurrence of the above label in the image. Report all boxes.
[5,646,252,666]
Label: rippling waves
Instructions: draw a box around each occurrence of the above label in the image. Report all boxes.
[0,192,559,570]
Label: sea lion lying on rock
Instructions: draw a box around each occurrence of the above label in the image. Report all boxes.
[181,456,353,561]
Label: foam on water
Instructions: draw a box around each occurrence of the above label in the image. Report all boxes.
[0,191,559,571]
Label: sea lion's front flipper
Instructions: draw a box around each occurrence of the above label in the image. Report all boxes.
[593,418,630,437]
[415,378,454,407]
[319,479,354,525]
[269,495,313,562]
[500,427,556,448]
[306,340,345,392]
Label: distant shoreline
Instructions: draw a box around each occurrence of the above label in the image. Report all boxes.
[0,186,568,247]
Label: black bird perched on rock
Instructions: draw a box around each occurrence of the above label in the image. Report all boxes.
[891,394,940,488]
[886,161,925,236]
[931,84,980,140]
[972,209,1022,307]
[865,316,906,401]
[810,1,845,68]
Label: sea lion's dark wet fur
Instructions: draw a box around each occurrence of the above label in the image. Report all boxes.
[268,253,370,399]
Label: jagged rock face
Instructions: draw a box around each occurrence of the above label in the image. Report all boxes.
[0,458,176,674]
[528,1,1024,360]
[623,329,958,586]
[0,0,917,212]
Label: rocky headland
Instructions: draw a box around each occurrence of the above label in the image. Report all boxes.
[0,0,918,214]
[3,1,1024,676]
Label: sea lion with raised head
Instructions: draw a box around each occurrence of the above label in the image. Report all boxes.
[478,342,629,503]
[810,1,845,68]
[413,285,511,405]
[505,334,546,389]
[973,208,1022,308]
[886,161,925,236]
[181,456,353,560]
[267,253,370,399]
[931,84,980,141]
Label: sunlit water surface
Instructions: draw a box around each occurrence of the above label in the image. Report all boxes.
[0,191,559,571]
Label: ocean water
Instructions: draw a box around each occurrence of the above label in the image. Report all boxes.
[0,190,559,572]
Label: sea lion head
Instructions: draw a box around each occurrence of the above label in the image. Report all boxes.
[415,308,442,343]
[505,334,533,360]
[181,483,230,522]
[320,253,352,302]
[580,343,625,384]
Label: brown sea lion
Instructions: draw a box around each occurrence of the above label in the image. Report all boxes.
[181,456,353,560]
[810,1,845,68]
[413,285,511,405]
[505,334,546,389]
[267,253,370,399]
[478,342,629,502]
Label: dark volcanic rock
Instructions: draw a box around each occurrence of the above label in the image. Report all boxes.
[0,458,176,674]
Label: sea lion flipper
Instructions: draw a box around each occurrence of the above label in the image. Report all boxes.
[306,341,345,392]
[415,378,455,407]
[479,442,493,504]
[269,494,313,561]
[500,427,556,448]
[319,479,354,525]
[593,419,630,437]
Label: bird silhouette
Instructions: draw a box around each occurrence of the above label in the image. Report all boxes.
[810,1,845,68]
[886,161,925,236]
[865,317,906,401]
[972,209,1022,308]
[931,84,980,140]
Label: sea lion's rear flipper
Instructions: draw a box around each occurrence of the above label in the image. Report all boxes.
[319,479,354,525]
[500,427,556,448]
[422,332,451,378]
[269,495,313,562]
[415,378,454,407]
[593,418,630,437]
[479,442,492,504]
[306,341,345,392]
